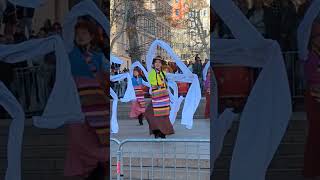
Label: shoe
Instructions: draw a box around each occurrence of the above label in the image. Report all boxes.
[160,132,166,139]
[138,115,143,125]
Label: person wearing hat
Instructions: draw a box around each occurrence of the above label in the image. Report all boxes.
[64,19,108,180]
[145,56,174,139]
[303,21,320,179]
[129,67,146,125]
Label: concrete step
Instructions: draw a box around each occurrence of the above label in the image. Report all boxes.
[213,118,307,179]
[220,143,305,157]
[215,155,304,169]
[212,169,304,180]
[0,171,64,180]
[0,124,67,179]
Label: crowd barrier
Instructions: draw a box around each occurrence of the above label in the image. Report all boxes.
[110,138,210,180]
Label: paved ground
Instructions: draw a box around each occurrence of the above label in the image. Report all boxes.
[111,119,210,140]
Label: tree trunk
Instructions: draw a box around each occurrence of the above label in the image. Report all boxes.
[126,0,141,63]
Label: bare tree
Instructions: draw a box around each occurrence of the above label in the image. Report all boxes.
[110,0,127,51]
[185,0,210,58]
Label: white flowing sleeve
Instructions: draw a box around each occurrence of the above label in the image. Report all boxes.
[0,82,25,180]
[0,36,84,129]
[212,1,292,180]
[297,0,320,61]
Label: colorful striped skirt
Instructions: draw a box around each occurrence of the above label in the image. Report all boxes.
[134,85,146,108]
[151,88,170,117]
[74,77,109,146]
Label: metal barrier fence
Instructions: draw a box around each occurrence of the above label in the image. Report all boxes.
[282,51,305,99]
[9,64,55,116]
[110,138,210,180]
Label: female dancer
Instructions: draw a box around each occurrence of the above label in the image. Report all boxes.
[303,22,320,180]
[130,67,146,125]
[145,56,174,139]
[64,20,108,180]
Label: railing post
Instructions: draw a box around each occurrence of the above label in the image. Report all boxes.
[116,148,122,180]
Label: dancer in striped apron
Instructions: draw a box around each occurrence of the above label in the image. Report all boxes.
[145,56,174,139]
[130,67,146,125]
[303,22,320,179]
[64,20,108,180]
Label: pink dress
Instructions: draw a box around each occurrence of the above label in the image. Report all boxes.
[129,78,146,118]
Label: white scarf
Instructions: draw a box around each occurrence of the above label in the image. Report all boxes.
[146,39,201,129]
[212,1,292,180]
[110,54,135,133]
[297,0,320,61]
[0,81,24,180]
[0,35,83,180]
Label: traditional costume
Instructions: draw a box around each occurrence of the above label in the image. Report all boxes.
[64,46,108,179]
[129,74,146,125]
[145,58,174,138]
[303,22,320,178]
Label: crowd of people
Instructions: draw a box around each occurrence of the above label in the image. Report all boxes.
[110,54,209,97]
[212,0,318,51]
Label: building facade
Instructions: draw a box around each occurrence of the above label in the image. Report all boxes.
[111,0,172,68]
[170,0,210,63]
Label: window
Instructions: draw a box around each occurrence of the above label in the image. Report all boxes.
[203,10,207,16]
[175,9,179,16]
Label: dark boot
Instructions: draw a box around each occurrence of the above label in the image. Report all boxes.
[85,163,105,180]
[160,132,166,139]
[153,130,160,139]
[138,114,143,125]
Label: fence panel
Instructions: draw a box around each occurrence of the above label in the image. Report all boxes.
[111,139,210,180]
[9,64,55,116]
[282,51,305,99]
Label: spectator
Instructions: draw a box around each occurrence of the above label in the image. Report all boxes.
[246,0,266,36]
[188,62,193,72]
[263,0,282,42]
[37,27,47,38]
[193,55,203,78]
[51,22,62,36]
[14,22,27,43]
[42,19,52,34]
[279,0,299,51]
